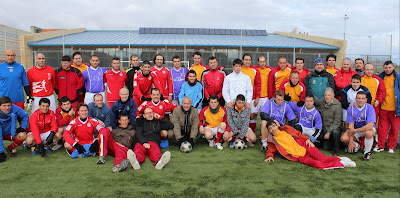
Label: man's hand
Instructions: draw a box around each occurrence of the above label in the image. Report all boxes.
[349,102,356,107]
[297,101,305,107]
[16,127,25,134]
[68,109,75,116]
[154,113,161,119]
[254,98,259,107]
[89,140,99,153]
[324,133,330,139]
[374,100,379,107]
[168,95,173,102]
[46,131,56,144]
[143,143,150,149]
[348,141,355,153]
[348,128,356,136]
[264,156,274,163]
[245,103,251,109]
[227,102,233,108]
[199,126,205,134]
[74,143,86,154]
[284,94,291,102]
[98,120,105,128]
[306,139,315,147]
[37,143,45,157]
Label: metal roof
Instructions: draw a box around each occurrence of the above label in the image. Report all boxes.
[138,27,268,36]
[27,30,340,49]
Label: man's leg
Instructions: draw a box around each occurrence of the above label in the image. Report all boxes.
[133,142,147,164]
[249,99,257,132]
[147,141,163,165]
[215,122,226,149]
[330,127,342,154]
[7,132,26,156]
[260,120,269,151]
[377,109,390,149]
[387,111,400,151]
[113,144,129,166]
[204,127,216,147]
[98,128,116,163]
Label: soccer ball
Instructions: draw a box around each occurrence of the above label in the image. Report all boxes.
[234,139,245,150]
[180,141,192,153]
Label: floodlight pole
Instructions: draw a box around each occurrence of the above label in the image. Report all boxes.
[128,29,131,57]
[184,28,187,62]
[62,28,65,55]
[343,14,349,57]
[240,29,243,58]
[293,27,296,66]
[368,36,371,55]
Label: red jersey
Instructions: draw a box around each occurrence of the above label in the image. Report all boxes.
[27,65,56,97]
[201,69,226,99]
[151,66,173,97]
[63,117,102,146]
[55,67,84,108]
[334,68,357,101]
[104,69,127,102]
[137,100,177,118]
[29,109,58,144]
[55,106,75,127]
[133,71,162,98]
[290,66,311,83]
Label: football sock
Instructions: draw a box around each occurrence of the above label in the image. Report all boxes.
[228,137,234,143]
[215,132,224,143]
[243,137,249,142]
[249,120,256,132]
[8,139,23,150]
[364,137,373,154]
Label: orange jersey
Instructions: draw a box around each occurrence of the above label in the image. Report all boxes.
[199,106,230,131]
[361,75,386,105]
[256,65,272,98]
[273,130,306,158]
[27,65,56,97]
[241,66,261,99]
[381,74,396,111]
[72,62,89,72]
[326,66,339,76]
[190,64,209,81]
[279,79,306,103]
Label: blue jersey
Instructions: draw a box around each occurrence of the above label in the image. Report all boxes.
[82,66,108,93]
[179,81,203,109]
[346,103,376,129]
[289,102,322,129]
[0,104,29,137]
[0,62,29,103]
[261,99,296,125]
[170,67,188,100]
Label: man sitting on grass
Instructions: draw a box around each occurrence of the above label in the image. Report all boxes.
[224,94,256,149]
[54,96,75,151]
[264,119,357,169]
[128,108,173,170]
[26,98,60,157]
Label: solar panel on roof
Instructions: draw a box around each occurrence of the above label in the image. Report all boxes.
[198,29,205,34]
[161,28,167,34]
[220,29,225,35]
[150,28,156,34]
[139,28,144,34]
[187,28,193,34]
[204,29,210,34]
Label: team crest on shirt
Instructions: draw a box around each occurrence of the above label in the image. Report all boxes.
[361,112,364,117]
[309,115,312,118]
[119,73,123,76]
[149,76,152,80]
[87,123,91,127]
[312,80,316,84]
[159,105,163,109]
[162,70,166,74]
[9,67,13,72]
[280,108,283,112]
[127,106,130,111]
[98,71,101,74]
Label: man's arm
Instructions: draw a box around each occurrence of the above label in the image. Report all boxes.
[222,78,230,104]
[238,109,250,138]
[226,107,239,135]
[190,109,199,139]
[171,108,182,140]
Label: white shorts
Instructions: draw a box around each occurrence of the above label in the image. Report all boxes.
[299,125,320,138]
[354,127,376,140]
[250,97,269,114]
[85,92,105,104]
[32,95,56,113]
[172,100,179,105]
[342,109,347,122]
[27,130,53,144]
[205,126,219,136]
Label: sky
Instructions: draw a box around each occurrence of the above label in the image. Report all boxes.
[1,0,399,63]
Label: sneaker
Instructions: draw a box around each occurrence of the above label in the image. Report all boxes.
[338,157,352,162]
[261,145,268,153]
[341,160,357,168]
[127,149,140,170]
[222,141,229,148]
[216,143,223,150]
[111,159,130,173]
[362,152,371,161]
[353,144,362,153]
[229,142,234,148]
[155,151,171,170]
[6,148,16,157]
[373,147,384,152]
[45,146,52,153]
[23,141,29,149]
[388,149,395,154]
[208,140,215,147]
[247,142,255,147]
[96,156,106,164]
[244,142,248,148]
[31,147,37,155]
[52,143,63,151]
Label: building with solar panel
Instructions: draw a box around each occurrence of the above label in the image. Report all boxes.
[19,27,346,71]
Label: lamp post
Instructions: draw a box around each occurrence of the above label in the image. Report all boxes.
[368,36,372,55]
[343,14,349,57]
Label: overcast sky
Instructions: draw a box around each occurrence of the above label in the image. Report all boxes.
[1,0,399,63]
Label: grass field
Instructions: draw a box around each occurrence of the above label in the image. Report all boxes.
[0,136,399,198]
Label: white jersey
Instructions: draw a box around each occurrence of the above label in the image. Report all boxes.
[222,71,253,104]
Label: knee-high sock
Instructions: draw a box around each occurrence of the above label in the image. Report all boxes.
[364,137,373,153]
[215,129,224,143]
[8,139,23,150]
[249,120,257,133]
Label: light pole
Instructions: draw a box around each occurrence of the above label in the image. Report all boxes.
[343,14,349,57]
[368,36,372,55]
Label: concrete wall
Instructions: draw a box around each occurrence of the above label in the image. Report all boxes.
[0,24,29,63]
[19,28,86,69]
[275,31,346,68]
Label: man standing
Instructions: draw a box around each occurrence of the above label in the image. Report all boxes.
[361,63,386,120]
[375,61,400,154]
[88,94,112,129]
[104,57,127,107]
[71,52,89,104]
[354,58,365,76]
[325,54,339,76]
[334,58,357,101]
[0,96,29,161]
[279,71,306,103]
[170,56,188,105]
[268,56,292,99]
[202,56,225,107]
[82,55,108,104]
[27,53,56,112]
[222,59,252,109]
[151,54,173,102]
[291,57,310,83]
[133,60,162,107]
[304,57,335,100]
[55,55,84,110]
[0,49,31,110]
[126,54,141,98]
[111,88,136,129]
[189,51,209,81]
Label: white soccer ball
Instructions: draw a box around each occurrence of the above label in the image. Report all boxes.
[180,141,192,153]
[234,139,245,150]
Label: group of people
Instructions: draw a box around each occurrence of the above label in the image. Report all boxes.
[0,48,399,171]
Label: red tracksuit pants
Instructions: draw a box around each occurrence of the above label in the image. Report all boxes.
[293,138,344,170]
[98,129,129,166]
[133,142,161,165]
[377,109,400,149]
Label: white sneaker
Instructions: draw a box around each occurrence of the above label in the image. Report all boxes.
[208,140,215,147]
[338,157,352,162]
[155,151,171,170]
[388,148,395,154]
[127,149,140,170]
[373,147,384,152]
[52,143,63,151]
[216,143,223,150]
[341,160,356,168]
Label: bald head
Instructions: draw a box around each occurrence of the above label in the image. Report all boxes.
[119,88,129,102]
[36,53,46,68]
[181,97,192,111]
[4,49,16,64]
[364,63,375,77]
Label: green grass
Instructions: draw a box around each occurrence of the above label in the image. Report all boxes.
[0,137,399,198]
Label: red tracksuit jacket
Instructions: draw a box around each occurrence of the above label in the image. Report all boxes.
[55,67,84,106]
[29,109,58,144]
[202,69,226,99]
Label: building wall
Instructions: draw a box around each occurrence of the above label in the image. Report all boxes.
[0,24,29,63]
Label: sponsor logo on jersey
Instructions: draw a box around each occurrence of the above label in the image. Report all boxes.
[48,73,51,80]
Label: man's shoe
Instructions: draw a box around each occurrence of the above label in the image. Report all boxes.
[229,142,234,148]
[6,148,16,157]
[52,143,63,151]
[222,141,229,148]
[127,149,140,170]
[261,145,268,153]
[341,160,357,168]
[247,142,255,147]
[362,152,371,161]
[208,140,215,147]
[216,143,223,150]
[45,146,52,153]
[155,151,171,170]
[111,159,130,173]
[31,147,37,155]
[373,147,384,153]
[353,144,362,153]
[388,148,395,154]
[0,152,6,162]
[23,141,29,149]
[97,156,106,164]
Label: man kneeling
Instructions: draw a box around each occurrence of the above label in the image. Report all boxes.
[264,120,356,169]
[224,94,256,148]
